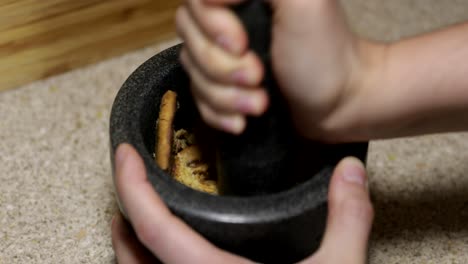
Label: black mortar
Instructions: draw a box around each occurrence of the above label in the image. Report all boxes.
[110,44,368,263]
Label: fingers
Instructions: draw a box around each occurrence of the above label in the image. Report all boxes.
[180,45,267,123]
[180,49,267,115]
[185,0,247,55]
[180,48,268,134]
[176,5,263,85]
[111,213,159,264]
[196,99,246,134]
[305,157,374,264]
[176,0,268,134]
[114,144,251,263]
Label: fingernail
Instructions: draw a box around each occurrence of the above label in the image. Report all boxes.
[232,69,249,85]
[342,158,366,186]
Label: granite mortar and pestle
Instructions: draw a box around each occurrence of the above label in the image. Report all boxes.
[110,1,368,263]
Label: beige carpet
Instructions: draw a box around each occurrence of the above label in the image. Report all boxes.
[2,1,468,263]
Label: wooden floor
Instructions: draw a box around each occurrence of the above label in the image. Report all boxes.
[0,0,181,91]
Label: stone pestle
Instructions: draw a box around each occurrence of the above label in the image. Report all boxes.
[216,1,300,196]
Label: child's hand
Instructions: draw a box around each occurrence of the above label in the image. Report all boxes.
[176,0,364,138]
[112,144,373,264]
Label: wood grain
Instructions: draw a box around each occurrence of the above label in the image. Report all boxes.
[0,0,181,91]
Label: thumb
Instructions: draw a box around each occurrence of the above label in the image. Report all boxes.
[307,157,374,264]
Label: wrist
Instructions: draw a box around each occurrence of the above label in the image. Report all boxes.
[313,38,389,142]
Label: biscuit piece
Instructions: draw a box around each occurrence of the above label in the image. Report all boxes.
[173,129,196,154]
[172,145,218,194]
[155,90,177,171]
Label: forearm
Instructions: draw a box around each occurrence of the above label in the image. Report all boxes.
[325,22,468,141]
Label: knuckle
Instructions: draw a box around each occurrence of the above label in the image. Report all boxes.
[206,87,235,109]
[190,79,204,94]
[196,99,217,125]
[133,220,158,247]
[242,52,263,83]
[179,50,187,64]
[175,6,186,24]
[203,111,218,127]
[343,198,374,222]
[203,43,219,67]
[200,45,235,81]
[175,7,187,36]
[179,50,191,70]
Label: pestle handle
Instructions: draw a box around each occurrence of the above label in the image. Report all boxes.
[216,1,298,196]
[232,1,272,71]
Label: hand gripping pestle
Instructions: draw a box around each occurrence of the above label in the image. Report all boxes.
[216,1,301,196]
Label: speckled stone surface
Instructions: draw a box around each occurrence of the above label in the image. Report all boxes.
[1,1,468,263]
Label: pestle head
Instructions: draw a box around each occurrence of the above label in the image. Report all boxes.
[216,1,300,196]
